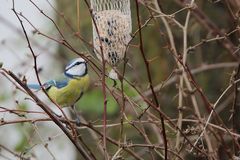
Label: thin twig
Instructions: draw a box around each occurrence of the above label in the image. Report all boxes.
[190,78,240,152]
[135,1,168,158]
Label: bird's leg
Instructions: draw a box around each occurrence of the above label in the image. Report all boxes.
[71,105,81,126]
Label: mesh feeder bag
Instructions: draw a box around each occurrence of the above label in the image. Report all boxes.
[90,0,132,79]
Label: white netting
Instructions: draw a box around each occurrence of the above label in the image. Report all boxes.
[90,0,132,66]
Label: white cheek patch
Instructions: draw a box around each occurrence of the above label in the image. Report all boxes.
[65,63,75,71]
[66,64,86,77]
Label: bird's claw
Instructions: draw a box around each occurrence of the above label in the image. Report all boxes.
[75,117,81,126]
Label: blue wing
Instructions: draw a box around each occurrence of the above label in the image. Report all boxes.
[28,79,69,90]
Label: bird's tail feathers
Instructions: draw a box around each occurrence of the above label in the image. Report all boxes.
[27,84,41,90]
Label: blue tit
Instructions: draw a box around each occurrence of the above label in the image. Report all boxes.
[28,58,90,109]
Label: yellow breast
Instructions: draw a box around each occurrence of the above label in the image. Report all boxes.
[47,75,90,107]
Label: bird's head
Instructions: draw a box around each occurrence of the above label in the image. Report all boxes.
[64,58,88,78]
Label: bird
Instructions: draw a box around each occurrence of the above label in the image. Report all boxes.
[28,58,90,124]
[92,10,132,80]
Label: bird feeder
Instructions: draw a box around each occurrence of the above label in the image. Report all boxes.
[90,0,132,79]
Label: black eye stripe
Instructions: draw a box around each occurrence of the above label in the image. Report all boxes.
[66,62,83,71]
[75,62,82,65]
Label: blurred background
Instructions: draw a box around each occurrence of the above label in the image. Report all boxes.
[0,0,239,159]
